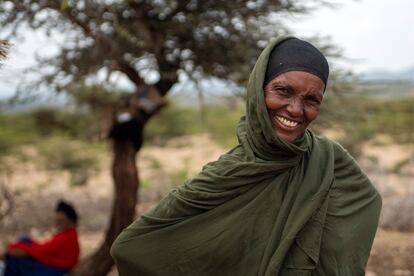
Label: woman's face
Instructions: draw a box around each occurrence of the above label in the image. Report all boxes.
[55,211,74,231]
[264,71,325,142]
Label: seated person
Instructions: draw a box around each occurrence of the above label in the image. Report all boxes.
[0,200,80,276]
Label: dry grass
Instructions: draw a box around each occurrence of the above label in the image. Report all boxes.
[381,196,414,231]
[367,229,414,275]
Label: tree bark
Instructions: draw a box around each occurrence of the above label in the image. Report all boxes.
[70,139,139,276]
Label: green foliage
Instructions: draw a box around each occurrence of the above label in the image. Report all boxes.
[145,103,201,143]
[390,158,411,174]
[0,113,40,155]
[0,109,102,186]
[0,107,102,157]
[140,178,152,190]
[38,136,101,186]
[0,0,326,90]
[366,98,414,142]
[148,158,162,170]
[202,105,244,147]
[70,84,121,110]
[30,107,101,141]
[314,94,414,156]
[145,102,244,147]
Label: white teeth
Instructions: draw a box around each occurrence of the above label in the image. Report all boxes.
[275,116,298,127]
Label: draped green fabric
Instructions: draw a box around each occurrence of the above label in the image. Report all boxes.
[111,36,382,276]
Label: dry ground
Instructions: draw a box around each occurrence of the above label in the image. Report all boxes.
[0,134,413,276]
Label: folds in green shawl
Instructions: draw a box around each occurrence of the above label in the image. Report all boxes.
[111,36,382,276]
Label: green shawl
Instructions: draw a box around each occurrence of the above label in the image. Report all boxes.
[111,36,382,276]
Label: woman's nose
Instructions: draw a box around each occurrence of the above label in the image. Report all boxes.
[286,97,304,117]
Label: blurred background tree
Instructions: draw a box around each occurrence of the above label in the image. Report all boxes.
[0,40,9,62]
[0,1,334,275]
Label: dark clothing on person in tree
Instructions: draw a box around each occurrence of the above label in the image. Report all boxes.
[109,118,144,150]
[111,36,382,276]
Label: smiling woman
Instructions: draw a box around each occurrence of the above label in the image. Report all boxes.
[264,71,324,142]
[263,37,328,143]
[111,36,382,276]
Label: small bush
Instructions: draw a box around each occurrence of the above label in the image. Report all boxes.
[0,113,40,156]
[145,101,243,147]
[0,106,103,158]
[203,105,244,147]
[30,107,101,141]
[38,137,101,186]
[314,95,414,157]
[145,103,202,143]
[390,158,411,174]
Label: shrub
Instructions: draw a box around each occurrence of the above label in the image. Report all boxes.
[37,137,101,186]
[0,113,39,156]
[145,101,244,148]
[30,107,101,141]
[145,103,202,144]
[314,95,414,157]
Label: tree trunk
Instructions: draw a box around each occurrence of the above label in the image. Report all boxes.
[70,66,176,275]
[71,139,139,276]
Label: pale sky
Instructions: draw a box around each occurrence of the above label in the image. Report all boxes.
[1,0,414,99]
[289,0,414,73]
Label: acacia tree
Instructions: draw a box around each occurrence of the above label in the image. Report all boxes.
[0,1,326,275]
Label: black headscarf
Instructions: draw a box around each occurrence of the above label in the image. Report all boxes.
[264,37,329,88]
[56,200,78,224]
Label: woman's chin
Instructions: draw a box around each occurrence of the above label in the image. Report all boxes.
[277,133,296,142]
[273,128,302,142]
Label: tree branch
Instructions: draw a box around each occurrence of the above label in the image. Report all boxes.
[60,10,95,38]
[112,61,145,87]
[0,40,9,59]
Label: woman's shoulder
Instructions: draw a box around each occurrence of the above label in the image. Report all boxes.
[309,132,347,159]
[314,134,381,198]
[311,133,371,181]
[311,133,351,159]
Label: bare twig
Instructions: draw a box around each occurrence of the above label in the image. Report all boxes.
[0,40,10,60]
[0,177,15,221]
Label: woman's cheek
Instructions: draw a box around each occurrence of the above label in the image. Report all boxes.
[264,95,283,110]
[306,106,321,121]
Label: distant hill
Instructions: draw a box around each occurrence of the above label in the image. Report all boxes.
[360,67,414,82]
[354,81,414,99]
[0,93,71,113]
[2,69,414,113]
[356,67,414,99]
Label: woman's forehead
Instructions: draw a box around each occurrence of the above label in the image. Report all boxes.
[268,71,325,89]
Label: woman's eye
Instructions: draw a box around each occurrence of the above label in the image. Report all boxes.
[306,98,321,105]
[273,88,290,96]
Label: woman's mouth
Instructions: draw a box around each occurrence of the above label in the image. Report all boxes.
[274,115,299,128]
